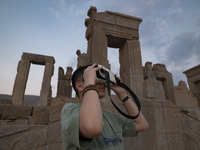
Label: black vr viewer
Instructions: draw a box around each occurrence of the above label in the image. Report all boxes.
[95,64,141,119]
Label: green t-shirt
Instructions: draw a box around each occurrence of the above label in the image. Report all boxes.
[61,101,137,150]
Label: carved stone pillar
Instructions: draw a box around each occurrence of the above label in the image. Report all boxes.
[39,62,54,106]
[57,67,73,97]
[12,59,30,105]
[120,40,144,97]
[87,27,109,68]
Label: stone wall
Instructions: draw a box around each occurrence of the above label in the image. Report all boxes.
[1,85,199,150]
[0,97,79,150]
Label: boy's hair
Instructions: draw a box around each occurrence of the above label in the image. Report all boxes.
[72,64,91,97]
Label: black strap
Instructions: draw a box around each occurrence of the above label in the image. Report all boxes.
[122,96,129,103]
[102,70,141,119]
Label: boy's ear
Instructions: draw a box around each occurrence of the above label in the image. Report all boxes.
[75,82,84,92]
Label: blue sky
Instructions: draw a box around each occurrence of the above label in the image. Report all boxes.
[0,0,200,96]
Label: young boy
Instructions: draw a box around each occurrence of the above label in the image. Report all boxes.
[61,63,149,150]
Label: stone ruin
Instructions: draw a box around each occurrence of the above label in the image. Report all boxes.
[0,6,200,150]
[12,52,55,106]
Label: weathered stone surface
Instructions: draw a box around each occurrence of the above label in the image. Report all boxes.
[183,64,200,107]
[0,99,11,104]
[143,62,175,102]
[179,106,200,150]
[0,119,28,125]
[49,97,77,123]
[76,49,89,68]
[12,59,30,105]
[29,106,50,125]
[39,62,54,106]
[46,121,62,144]
[57,66,73,97]
[0,104,32,119]
[46,143,63,150]
[0,125,48,150]
[144,79,166,101]
[174,81,198,107]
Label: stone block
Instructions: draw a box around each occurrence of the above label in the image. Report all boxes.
[167,134,185,150]
[49,104,63,123]
[0,104,32,120]
[163,107,182,133]
[46,121,62,144]
[28,106,50,125]
[174,85,198,107]
[154,103,166,133]
[157,133,168,150]
[49,97,76,123]
[0,125,48,150]
[155,102,182,134]
[32,106,50,115]
[0,99,11,104]
[138,104,156,149]
[179,107,200,150]
[29,114,49,125]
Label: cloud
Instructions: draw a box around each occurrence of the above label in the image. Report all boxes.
[49,0,200,79]
[49,0,87,23]
[139,0,183,48]
[161,31,200,84]
[165,31,200,64]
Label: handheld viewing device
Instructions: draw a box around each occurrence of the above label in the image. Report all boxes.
[95,64,141,119]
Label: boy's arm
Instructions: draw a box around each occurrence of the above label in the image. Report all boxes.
[111,77,149,132]
[79,64,103,138]
[122,96,149,132]
[79,89,103,138]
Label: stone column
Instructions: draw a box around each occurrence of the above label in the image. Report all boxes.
[12,59,30,105]
[39,62,54,106]
[57,67,73,97]
[120,39,144,97]
[87,31,109,68]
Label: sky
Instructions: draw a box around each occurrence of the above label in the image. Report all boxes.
[0,0,200,97]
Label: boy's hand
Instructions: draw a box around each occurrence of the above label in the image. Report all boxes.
[83,63,102,86]
[111,75,128,100]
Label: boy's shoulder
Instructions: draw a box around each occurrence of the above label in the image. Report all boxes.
[65,101,80,107]
[62,101,81,112]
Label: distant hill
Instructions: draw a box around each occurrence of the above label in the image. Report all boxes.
[0,94,39,104]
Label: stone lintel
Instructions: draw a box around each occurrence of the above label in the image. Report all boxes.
[22,52,55,64]
[86,6,142,30]
[183,64,200,78]
[105,10,142,22]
